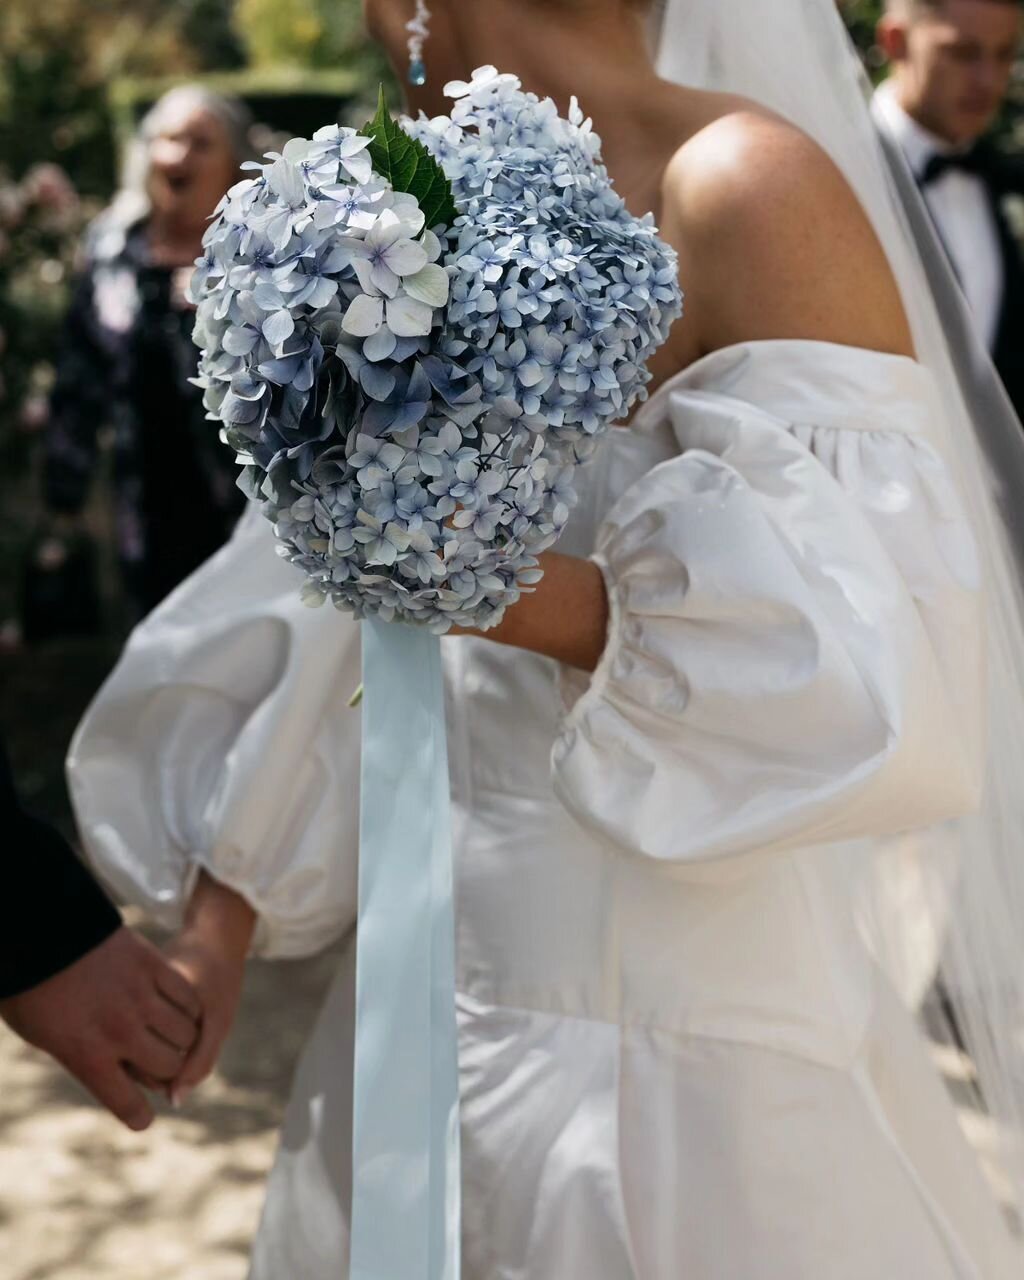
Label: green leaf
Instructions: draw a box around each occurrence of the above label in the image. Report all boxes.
[361,85,459,232]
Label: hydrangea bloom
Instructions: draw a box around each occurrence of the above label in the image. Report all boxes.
[190,68,682,632]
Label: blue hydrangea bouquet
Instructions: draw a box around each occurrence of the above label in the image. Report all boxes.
[189,65,680,1280]
[191,64,679,630]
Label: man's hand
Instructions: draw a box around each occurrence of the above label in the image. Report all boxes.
[0,926,201,1132]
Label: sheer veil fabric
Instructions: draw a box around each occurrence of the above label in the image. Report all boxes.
[652,0,1024,1209]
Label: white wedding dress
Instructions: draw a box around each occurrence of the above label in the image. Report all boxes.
[69,338,1023,1278]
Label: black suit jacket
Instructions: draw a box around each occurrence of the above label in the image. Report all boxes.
[878,130,1024,574]
[0,734,120,1000]
[987,149,1024,421]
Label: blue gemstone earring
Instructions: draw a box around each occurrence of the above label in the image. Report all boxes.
[406,0,431,87]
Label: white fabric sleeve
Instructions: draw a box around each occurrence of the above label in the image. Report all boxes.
[67,509,362,958]
[551,397,985,878]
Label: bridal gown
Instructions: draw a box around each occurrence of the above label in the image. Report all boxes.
[68,339,1023,1278]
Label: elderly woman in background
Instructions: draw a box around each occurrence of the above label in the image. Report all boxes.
[43,86,251,617]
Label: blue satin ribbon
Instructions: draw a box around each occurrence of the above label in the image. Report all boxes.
[350,618,461,1280]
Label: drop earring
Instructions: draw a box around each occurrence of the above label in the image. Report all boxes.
[406,0,431,87]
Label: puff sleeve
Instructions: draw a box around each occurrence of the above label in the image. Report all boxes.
[67,509,362,958]
[551,388,985,877]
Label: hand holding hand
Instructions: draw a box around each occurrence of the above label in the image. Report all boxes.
[163,870,257,1105]
[0,926,202,1131]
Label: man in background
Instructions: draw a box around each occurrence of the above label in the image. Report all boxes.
[873,0,1023,416]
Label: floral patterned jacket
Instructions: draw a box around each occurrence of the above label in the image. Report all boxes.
[44,217,245,611]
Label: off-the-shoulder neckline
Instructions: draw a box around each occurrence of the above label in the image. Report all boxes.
[632,338,924,430]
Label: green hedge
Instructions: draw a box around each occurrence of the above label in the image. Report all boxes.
[108,63,390,148]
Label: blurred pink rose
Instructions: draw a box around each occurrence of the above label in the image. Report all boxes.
[0,181,24,230]
[23,162,77,210]
[22,163,80,230]
[0,619,23,655]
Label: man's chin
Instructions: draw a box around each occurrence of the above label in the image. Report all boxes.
[156,196,202,228]
[952,108,997,146]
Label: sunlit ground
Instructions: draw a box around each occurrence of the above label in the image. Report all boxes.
[2,947,1023,1279]
[0,913,342,1280]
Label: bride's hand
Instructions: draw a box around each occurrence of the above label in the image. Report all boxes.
[162,870,256,1106]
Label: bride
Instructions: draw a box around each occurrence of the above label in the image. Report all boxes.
[68,0,1024,1275]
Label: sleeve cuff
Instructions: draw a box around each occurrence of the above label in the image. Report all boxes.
[0,815,122,1000]
[557,552,622,726]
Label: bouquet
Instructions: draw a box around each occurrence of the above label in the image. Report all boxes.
[190,65,681,631]
[189,66,682,1280]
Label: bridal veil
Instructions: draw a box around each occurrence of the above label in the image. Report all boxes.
[653,0,1024,1211]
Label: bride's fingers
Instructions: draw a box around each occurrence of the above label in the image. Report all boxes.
[154,961,203,1024]
[169,1012,226,1101]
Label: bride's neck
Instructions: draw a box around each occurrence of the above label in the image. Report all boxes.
[455,8,654,111]
[417,6,706,216]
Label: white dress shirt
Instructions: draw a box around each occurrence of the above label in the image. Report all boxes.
[873,78,1005,350]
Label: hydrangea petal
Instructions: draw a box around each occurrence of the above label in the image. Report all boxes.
[364,326,399,363]
[263,309,295,347]
[223,326,259,356]
[361,363,397,402]
[343,294,385,337]
[403,264,450,308]
[342,152,374,185]
[384,238,429,277]
[385,294,436,338]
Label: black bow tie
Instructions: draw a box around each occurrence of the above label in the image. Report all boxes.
[920,147,990,187]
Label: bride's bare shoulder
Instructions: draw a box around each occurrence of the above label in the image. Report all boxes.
[663,107,858,237]
[659,108,914,357]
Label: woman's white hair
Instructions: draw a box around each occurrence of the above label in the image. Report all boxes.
[137,85,255,167]
[92,84,255,257]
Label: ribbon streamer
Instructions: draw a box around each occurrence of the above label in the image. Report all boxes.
[350,618,461,1280]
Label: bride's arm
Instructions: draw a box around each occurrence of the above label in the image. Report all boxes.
[163,870,255,1103]
[69,513,365,1100]
[470,111,916,669]
[463,551,609,671]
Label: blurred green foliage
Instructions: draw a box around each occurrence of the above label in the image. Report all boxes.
[844,0,886,64]
[233,0,368,69]
[0,0,380,198]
